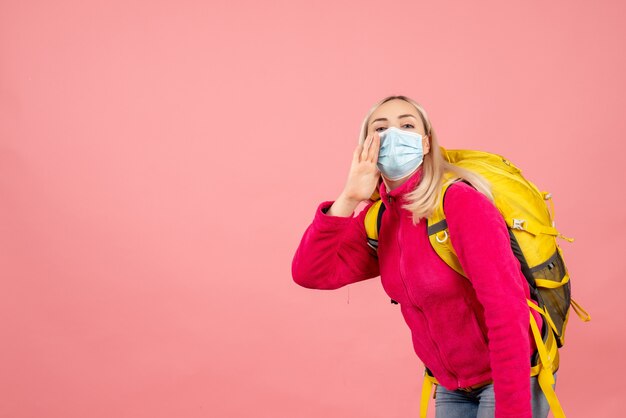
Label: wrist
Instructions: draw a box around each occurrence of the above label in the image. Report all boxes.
[338,191,362,207]
[326,192,360,217]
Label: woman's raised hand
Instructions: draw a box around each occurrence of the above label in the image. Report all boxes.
[326,132,381,217]
[344,132,382,201]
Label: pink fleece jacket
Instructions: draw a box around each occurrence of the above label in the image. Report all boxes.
[292,166,543,418]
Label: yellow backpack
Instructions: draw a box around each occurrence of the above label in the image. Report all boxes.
[364,147,590,418]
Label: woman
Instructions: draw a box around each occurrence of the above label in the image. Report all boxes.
[291,95,555,418]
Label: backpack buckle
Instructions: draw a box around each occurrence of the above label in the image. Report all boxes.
[512,219,525,230]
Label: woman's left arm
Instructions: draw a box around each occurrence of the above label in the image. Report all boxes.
[444,182,532,418]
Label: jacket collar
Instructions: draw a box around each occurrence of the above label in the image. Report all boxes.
[379,166,424,206]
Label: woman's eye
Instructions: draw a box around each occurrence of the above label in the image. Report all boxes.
[375,127,387,132]
[402,124,415,129]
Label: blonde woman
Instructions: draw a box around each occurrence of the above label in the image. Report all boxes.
[291,95,554,418]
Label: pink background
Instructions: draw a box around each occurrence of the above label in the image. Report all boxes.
[1,1,624,417]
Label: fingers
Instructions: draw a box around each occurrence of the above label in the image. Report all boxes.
[354,133,379,166]
[360,133,373,162]
[368,132,380,163]
[353,135,369,163]
[353,142,363,164]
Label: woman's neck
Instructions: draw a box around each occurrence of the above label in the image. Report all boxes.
[383,176,410,192]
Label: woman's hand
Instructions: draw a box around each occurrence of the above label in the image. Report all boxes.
[344,132,382,201]
[327,132,381,217]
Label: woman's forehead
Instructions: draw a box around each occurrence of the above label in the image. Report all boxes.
[369,99,425,132]
[370,99,419,120]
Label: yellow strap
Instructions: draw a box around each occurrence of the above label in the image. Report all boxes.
[537,225,559,236]
[543,310,560,338]
[544,191,556,225]
[508,219,558,236]
[571,298,591,321]
[508,218,574,242]
[528,299,560,337]
[544,191,575,242]
[527,300,543,315]
[537,367,565,418]
[529,306,566,418]
[420,374,434,418]
[534,275,570,288]
[530,294,591,324]
[364,200,383,240]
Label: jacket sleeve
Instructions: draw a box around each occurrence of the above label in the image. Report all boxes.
[291,200,380,290]
[444,183,532,418]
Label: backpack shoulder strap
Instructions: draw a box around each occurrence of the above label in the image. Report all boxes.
[364,177,466,276]
[426,178,468,278]
[364,199,385,251]
[364,200,397,304]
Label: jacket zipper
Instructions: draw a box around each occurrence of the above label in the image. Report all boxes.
[414,303,462,388]
[390,195,462,388]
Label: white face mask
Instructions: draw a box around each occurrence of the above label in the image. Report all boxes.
[376,127,424,181]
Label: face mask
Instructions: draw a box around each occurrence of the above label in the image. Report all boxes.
[376,127,424,181]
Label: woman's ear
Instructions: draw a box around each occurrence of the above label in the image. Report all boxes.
[423,135,431,154]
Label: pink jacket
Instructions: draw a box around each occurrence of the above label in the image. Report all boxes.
[292,167,542,418]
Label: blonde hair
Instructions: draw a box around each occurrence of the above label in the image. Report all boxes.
[358,95,494,224]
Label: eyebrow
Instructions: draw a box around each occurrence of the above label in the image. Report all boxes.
[370,114,418,125]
